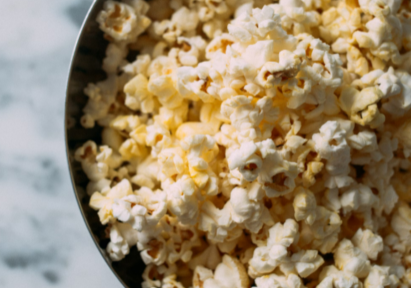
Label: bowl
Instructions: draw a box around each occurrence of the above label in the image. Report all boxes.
[65,1,145,287]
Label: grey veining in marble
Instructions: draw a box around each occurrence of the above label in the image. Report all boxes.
[0,0,122,287]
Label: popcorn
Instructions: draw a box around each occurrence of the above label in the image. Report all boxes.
[166,175,199,225]
[351,228,383,261]
[75,141,109,181]
[228,6,285,44]
[103,43,128,73]
[146,123,172,156]
[142,264,183,288]
[82,75,117,128]
[122,54,151,76]
[181,134,219,194]
[155,103,188,130]
[256,50,302,89]
[140,237,167,265]
[395,119,411,157]
[313,121,353,188]
[228,141,263,181]
[383,71,411,118]
[227,183,273,233]
[317,265,363,288]
[254,273,303,288]
[148,74,184,109]
[364,265,400,288]
[193,255,250,288]
[248,219,299,278]
[391,202,411,250]
[197,200,233,243]
[124,74,158,113]
[176,36,207,67]
[152,7,200,43]
[97,0,151,42]
[89,179,133,224]
[162,216,201,264]
[339,86,385,129]
[293,187,317,225]
[106,222,138,261]
[300,206,342,254]
[289,249,324,278]
[189,245,222,270]
[334,239,371,278]
[75,0,411,285]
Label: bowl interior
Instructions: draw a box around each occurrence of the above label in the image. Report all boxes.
[65,1,145,287]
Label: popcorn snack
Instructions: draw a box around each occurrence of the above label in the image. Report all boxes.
[75,0,411,286]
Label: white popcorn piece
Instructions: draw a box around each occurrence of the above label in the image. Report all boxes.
[193,266,215,288]
[317,265,362,288]
[180,134,219,194]
[124,74,158,113]
[157,146,186,183]
[347,45,370,77]
[256,139,299,197]
[254,273,303,288]
[101,127,123,151]
[391,202,411,250]
[142,264,184,288]
[353,17,391,50]
[89,179,133,224]
[256,50,302,88]
[189,245,222,271]
[155,103,188,130]
[383,71,411,118]
[197,200,233,243]
[364,265,400,288]
[102,42,128,73]
[166,175,199,226]
[228,141,263,181]
[162,216,201,264]
[228,5,286,44]
[148,75,184,109]
[97,1,151,43]
[334,238,371,278]
[206,33,236,59]
[106,222,138,261]
[161,274,185,288]
[313,121,353,188]
[248,219,299,277]
[348,130,378,152]
[135,187,167,226]
[301,206,342,254]
[351,228,383,261]
[193,255,250,288]
[122,54,151,76]
[227,183,273,233]
[140,237,167,265]
[395,119,411,157]
[111,187,167,232]
[146,123,172,156]
[293,187,317,225]
[81,75,118,128]
[175,36,207,67]
[75,141,109,182]
[290,249,325,278]
[340,86,385,129]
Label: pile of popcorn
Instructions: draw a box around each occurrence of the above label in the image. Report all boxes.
[74,0,411,286]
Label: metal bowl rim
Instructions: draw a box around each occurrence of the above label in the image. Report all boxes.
[64,1,128,287]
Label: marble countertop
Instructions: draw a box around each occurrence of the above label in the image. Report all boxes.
[0,0,122,287]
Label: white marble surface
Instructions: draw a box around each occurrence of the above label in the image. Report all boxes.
[0,0,122,287]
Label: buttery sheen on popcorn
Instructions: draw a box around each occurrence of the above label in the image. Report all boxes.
[75,0,411,287]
